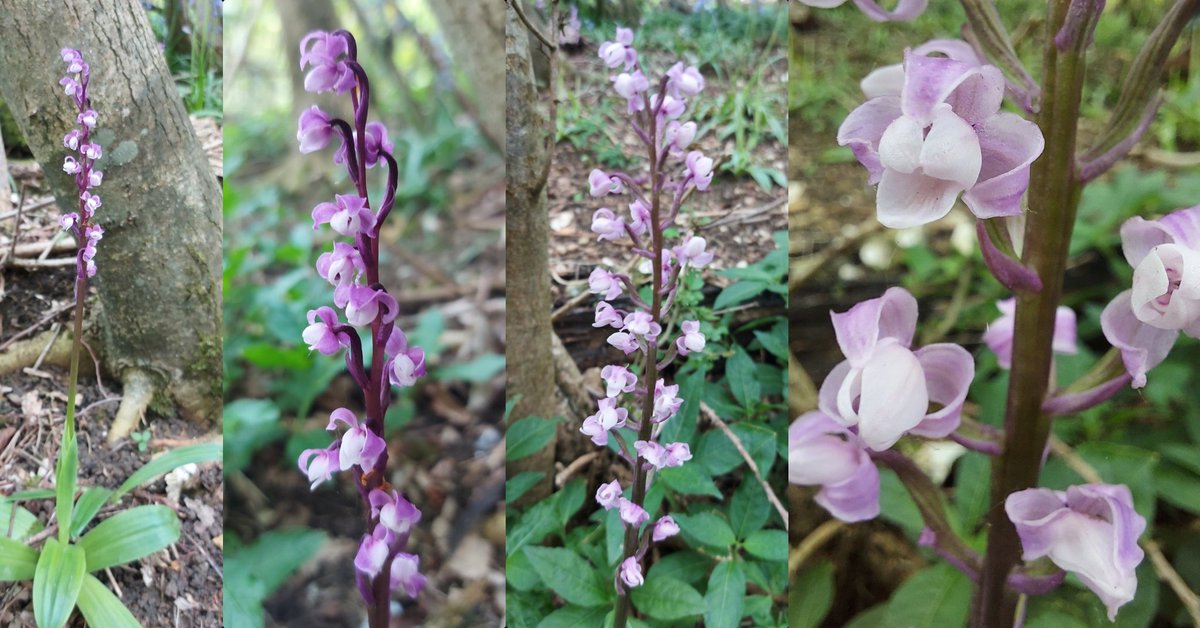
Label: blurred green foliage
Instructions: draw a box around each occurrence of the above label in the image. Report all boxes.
[557,3,788,188]
[143,0,223,117]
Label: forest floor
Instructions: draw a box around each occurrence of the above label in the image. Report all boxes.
[0,116,224,627]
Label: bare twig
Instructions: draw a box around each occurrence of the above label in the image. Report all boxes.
[507,0,557,52]
[1049,436,1200,625]
[701,402,787,528]
[556,451,600,486]
[789,519,844,577]
[0,301,75,352]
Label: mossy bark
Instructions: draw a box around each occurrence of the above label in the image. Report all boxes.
[505,4,558,504]
[0,0,222,426]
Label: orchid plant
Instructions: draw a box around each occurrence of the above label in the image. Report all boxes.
[792,1,1199,625]
[292,29,427,627]
[581,26,714,624]
[0,48,220,628]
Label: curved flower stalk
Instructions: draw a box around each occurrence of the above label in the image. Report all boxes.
[798,0,928,22]
[292,29,426,625]
[838,41,1044,229]
[582,26,712,626]
[1007,483,1147,621]
[1101,205,1200,388]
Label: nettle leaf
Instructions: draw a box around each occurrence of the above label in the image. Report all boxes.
[752,320,788,362]
[537,604,609,627]
[507,417,559,462]
[728,477,770,539]
[32,538,86,628]
[878,468,923,538]
[726,346,761,408]
[743,529,787,562]
[1156,464,1200,516]
[631,574,704,620]
[555,478,586,526]
[704,559,746,628]
[883,564,972,628]
[647,551,711,586]
[675,511,736,551]
[660,463,722,498]
[0,537,38,581]
[506,549,542,592]
[506,472,545,504]
[788,560,834,628]
[713,280,767,310]
[954,452,991,534]
[78,505,181,572]
[523,546,610,607]
[508,500,558,558]
[75,574,139,628]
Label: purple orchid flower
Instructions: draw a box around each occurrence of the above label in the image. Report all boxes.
[1101,205,1200,387]
[817,287,974,451]
[1006,484,1146,621]
[838,44,1044,228]
[984,298,1077,369]
[789,411,881,522]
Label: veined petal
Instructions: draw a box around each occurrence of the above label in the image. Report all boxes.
[818,360,854,425]
[816,456,880,522]
[912,39,984,66]
[850,0,928,22]
[830,286,919,366]
[1120,205,1200,267]
[876,167,963,228]
[910,343,973,438]
[944,65,1004,126]
[900,52,981,124]
[1006,487,1073,559]
[962,112,1045,219]
[856,343,928,450]
[1101,290,1178,388]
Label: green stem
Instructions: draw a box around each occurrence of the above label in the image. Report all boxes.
[970,1,1091,624]
[58,274,86,544]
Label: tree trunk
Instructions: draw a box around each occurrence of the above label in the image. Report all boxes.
[431,1,505,151]
[279,0,340,119]
[0,0,222,429]
[505,3,558,503]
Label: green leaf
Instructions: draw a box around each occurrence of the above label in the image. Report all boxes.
[78,505,181,571]
[752,320,788,362]
[878,468,923,537]
[954,453,991,533]
[1156,464,1200,516]
[75,574,140,627]
[32,538,86,628]
[555,478,586,527]
[704,560,746,628]
[506,472,545,504]
[54,435,78,544]
[660,463,722,498]
[647,551,712,585]
[743,529,787,562]
[70,487,113,538]
[523,546,609,607]
[714,280,766,310]
[507,417,558,462]
[884,564,972,628]
[437,353,505,382]
[507,500,557,558]
[726,346,761,408]
[224,529,326,628]
[0,499,43,541]
[789,560,834,628]
[506,549,542,592]
[0,537,38,581]
[223,399,283,474]
[675,512,737,551]
[114,443,222,500]
[631,574,705,620]
[537,605,609,627]
[729,478,770,539]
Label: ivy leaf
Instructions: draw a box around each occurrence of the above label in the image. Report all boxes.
[523,546,609,607]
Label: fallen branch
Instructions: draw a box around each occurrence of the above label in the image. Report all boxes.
[700,401,787,528]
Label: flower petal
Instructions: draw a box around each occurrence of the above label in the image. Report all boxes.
[830,287,919,366]
[900,52,980,123]
[1101,290,1178,388]
[850,0,928,22]
[856,343,928,450]
[838,96,903,185]
[910,343,973,438]
[878,115,926,175]
[816,456,880,521]
[876,167,963,228]
[919,106,981,188]
[962,112,1045,219]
